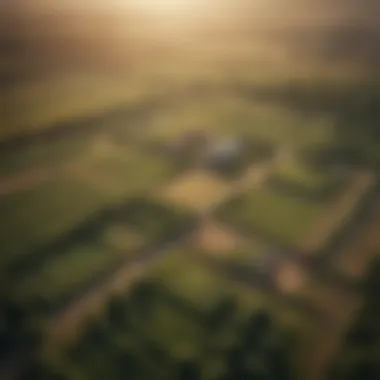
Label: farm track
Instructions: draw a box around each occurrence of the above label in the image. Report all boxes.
[334,211,380,279]
[298,170,376,253]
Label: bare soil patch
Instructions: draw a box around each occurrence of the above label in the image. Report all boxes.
[158,170,229,212]
[276,261,306,294]
[193,220,245,254]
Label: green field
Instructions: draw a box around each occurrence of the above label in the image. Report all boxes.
[0,178,110,269]
[73,141,177,199]
[270,157,344,198]
[13,226,145,311]
[217,187,325,245]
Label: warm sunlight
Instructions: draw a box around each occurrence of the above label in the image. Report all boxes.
[130,0,205,15]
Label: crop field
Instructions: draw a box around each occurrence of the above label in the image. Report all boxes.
[1,21,379,380]
[216,186,326,247]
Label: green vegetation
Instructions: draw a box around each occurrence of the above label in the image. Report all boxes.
[74,142,178,199]
[13,237,140,312]
[2,7,380,379]
[0,200,192,366]
[21,252,311,380]
[274,160,332,191]
[0,134,90,178]
[269,157,346,201]
[217,187,324,245]
[329,256,380,380]
[0,178,109,268]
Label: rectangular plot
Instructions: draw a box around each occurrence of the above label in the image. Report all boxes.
[217,187,324,247]
[158,170,229,212]
[272,159,336,194]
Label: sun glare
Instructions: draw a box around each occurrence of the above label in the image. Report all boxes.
[130,0,203,14]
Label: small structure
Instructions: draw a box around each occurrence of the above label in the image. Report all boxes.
[203,138,247,175]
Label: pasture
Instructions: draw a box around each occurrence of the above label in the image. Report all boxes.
[216,186,325,247]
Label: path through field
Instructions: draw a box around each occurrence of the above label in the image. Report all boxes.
[298,170,375,253]
[334,206,380,279]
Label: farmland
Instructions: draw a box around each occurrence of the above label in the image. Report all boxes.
[216,186,325,247]
[2,7,380,380]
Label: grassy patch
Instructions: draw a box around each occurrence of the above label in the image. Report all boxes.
[269,157,344,200]
[0,178,110,269]
[274,160,330,191]
[73,142,176,200]
[217,187,324,245]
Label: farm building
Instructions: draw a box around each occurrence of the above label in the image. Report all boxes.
[203,138,247,175]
